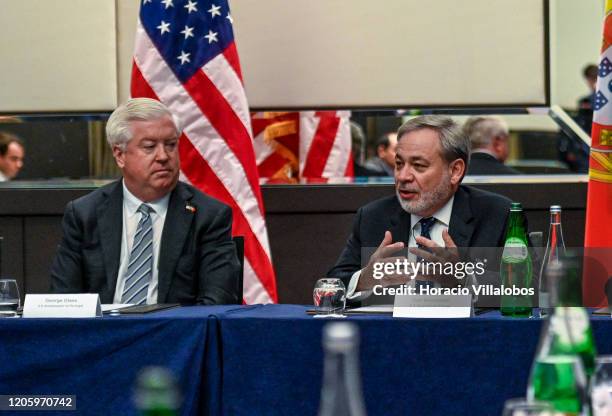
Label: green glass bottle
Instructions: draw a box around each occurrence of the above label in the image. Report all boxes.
[500,202,533,317]
[529,354,586,415]
[134,367,180,416]
[545,258,596,376]
[527,253,597,416]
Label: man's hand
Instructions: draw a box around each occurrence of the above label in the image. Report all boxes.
[357,231,407,292]
[411,229,463,288]
[413,229,460,263]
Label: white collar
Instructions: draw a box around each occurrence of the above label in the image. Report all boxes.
[0,171,7,182]
[410,194,455,228]
[122,180,170,218]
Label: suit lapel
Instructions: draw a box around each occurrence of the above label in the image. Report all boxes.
[97,181,123,296]
[389,199,411,245]
[448,186,475,248]
[158,183,194,303]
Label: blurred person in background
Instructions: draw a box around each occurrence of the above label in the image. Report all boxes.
[365,132,398,176]
[576,63,598,135]
[350,122,386,177]
[463,116,520,175]
[0,132,25,181]
[557,64,596,173]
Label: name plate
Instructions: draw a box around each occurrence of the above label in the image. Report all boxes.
[393,293,472,318]
[23,294,102,318]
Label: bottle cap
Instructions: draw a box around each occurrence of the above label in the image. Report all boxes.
[510,202,522,210]
[550,205,561,212]
[323,322,359,353]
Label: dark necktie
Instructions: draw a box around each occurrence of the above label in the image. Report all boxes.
[121,204,154,305]
[416,217,436,289]
[418,217,436,249]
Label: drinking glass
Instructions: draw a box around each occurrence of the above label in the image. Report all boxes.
[502,398,554,416]
[0,279,20,317]
[313,278,346,318]
[591,356,612,416]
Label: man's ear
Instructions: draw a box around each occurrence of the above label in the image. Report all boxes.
[492,136,504,158]
[449,159,465,185]
[112,145,126,169]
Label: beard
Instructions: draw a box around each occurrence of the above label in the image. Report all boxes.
[396,172,453,215]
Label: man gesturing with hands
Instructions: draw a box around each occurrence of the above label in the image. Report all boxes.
[328,116,512,302]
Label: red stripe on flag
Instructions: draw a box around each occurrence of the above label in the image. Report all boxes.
[180,136,278,301]
[301,115,340,178]
[344,152,354,177]
[258,153,290,178]
[182,69,265,215]
[131,61,159,99]
[222,43,243,82]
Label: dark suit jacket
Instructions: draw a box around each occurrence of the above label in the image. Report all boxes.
[466,152,521,176]
[50,180,241,305]
[327,185,513,287]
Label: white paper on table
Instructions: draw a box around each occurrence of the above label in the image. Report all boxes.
[393,294,472,318]
[345,305,394,314]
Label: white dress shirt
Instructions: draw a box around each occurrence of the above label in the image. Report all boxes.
[113,181,170,304]
[0,171,7,182]
[347,195,457,300]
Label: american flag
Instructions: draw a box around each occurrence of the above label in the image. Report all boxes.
[252,111,353,181]
[131,0,277,303]
[299,111,353,179]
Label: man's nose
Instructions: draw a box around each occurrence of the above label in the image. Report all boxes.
[154,144,169,161]
[396,165,414,182]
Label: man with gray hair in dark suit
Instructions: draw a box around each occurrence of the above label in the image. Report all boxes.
[329,115,513,300]
[51,98,240,305]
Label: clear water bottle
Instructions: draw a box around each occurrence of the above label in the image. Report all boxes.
[134,367,181,416]
[318,322,367,416]
[538,205,566,317]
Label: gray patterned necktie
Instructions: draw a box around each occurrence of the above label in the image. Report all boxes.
[121,204,155,305]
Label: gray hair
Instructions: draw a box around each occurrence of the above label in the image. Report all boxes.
[350,121,366,164]
[105,98,181,150]
[462,116,508,149]
[396,115,470,167]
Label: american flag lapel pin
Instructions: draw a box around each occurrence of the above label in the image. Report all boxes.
[186,204,196,213]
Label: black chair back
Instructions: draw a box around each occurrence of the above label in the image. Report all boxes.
[233,236,244,303]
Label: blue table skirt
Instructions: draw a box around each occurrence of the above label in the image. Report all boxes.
[0,305,238,416]
[213,305,612,416]
[0,305,609,416]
